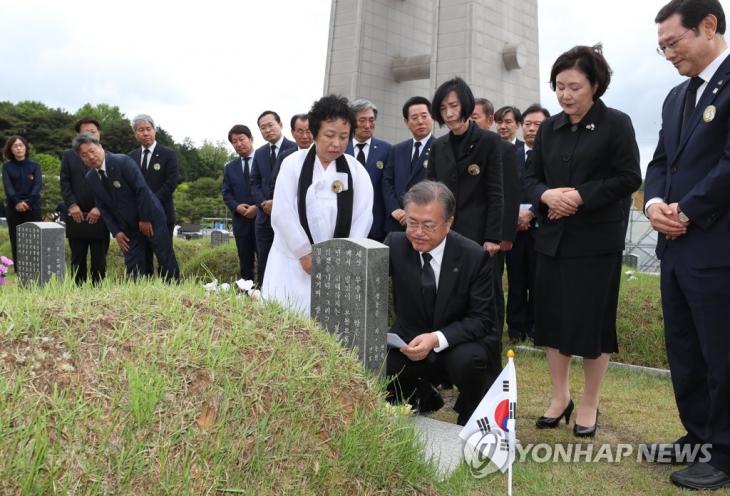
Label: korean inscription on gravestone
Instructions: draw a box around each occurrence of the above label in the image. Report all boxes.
[16,222,65,286]
[311,238,389,372]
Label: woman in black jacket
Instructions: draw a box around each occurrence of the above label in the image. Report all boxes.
[1,135,43,266]
[525,45,642,437]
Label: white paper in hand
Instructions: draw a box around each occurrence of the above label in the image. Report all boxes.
[387,333,408,349]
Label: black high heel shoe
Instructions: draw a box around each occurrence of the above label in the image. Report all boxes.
[573,409,600,438]
[535,399,574,429]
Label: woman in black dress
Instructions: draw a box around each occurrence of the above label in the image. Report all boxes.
[525,45,642,437]
[1,135,43,266]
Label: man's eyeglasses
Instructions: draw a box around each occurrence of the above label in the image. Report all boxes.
[405,220,442,233]
[657,28,693,56]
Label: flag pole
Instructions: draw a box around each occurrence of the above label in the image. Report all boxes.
[507,349,515,496]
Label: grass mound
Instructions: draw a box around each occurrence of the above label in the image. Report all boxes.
[0,279,438,494]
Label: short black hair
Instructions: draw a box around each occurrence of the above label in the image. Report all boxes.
[228,124,252,143]
[290,113,308,130]
[403,180,456,220]
[495,106,523,124]
[474,98,494,117]
[656,0,725,34]
[307,95,356,139]
[71,133,101,153]
[431,77,475,126]
[550,44,612,100]
[257,110,282,126]
[402,96,432,119]
[3,135,30,161]
[74,116,101,133]
[522,104,551,119]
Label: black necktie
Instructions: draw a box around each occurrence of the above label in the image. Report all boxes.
[525,149,533,170]
[682,76,704,136]
[356,143,366,165]
[421,252,437,324]
[98,169,112,195]
[243,157,250,185]
[270,144,277,166]
[411,141,422,172]
[142,148,150,171]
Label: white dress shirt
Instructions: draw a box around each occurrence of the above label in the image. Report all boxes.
[419,236,449,352]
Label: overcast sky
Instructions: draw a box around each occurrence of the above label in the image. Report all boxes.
[2,0,723,172]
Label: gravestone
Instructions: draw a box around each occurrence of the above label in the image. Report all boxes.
[16,222,65,286]
[622,253,639,269]
[210,230,229,247]
[311,238,389,372]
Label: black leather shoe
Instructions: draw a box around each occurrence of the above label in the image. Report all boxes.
[414,383,444,414]
[670,462,730,490]
[536,399,574,429]
[573,409,599,438]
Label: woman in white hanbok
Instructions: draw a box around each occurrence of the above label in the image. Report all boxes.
[262,95,374,314]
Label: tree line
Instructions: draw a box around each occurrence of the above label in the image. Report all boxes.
[0,100,232,223]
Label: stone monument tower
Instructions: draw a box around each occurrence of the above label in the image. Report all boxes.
[323,0,540,144]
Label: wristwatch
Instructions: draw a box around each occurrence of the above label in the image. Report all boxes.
[677,206,690,224]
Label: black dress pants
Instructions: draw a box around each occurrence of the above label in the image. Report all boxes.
[386,341,492,424]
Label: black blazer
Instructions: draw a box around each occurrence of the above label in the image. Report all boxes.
[85,152,165,236]
[251,138,296,227]
[60,149,96,211]
[645,54,730,267]
[524,99,642,257]
[426,121,504,244]
[500,140,521,243]
[221,156,256,238]
[128,143,179,225]
[381,136,434,233]
[385,231,499,360]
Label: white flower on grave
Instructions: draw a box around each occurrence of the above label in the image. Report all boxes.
[236,279,255,292]
[248,289,262,301]
[204,280,219,292]
[624,270,635,276]
[219,283,231,292]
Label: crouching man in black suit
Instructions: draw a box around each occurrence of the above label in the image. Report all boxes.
[385,180,500,425]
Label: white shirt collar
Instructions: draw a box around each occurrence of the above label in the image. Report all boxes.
[270,135,285,150]
[421,235,447,264]
[414,133,432,147]
[353,137,372,148]
[142,141,157,156]
[696,46,730,100]
[699,46,730,84]
[98,158,107,174]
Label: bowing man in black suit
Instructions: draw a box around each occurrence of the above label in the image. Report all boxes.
[222,124,258,282]
[128,114,179,275]
[60,117,109,285]
[385,181,500,426]
[74,133,180,281]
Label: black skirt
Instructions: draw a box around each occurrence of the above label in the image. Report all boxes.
[533,252,621,358]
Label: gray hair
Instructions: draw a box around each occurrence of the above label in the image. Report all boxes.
[403,180,455,220]
[350,98,378,119]
[72,132,101,152]
[132,114,155,130]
